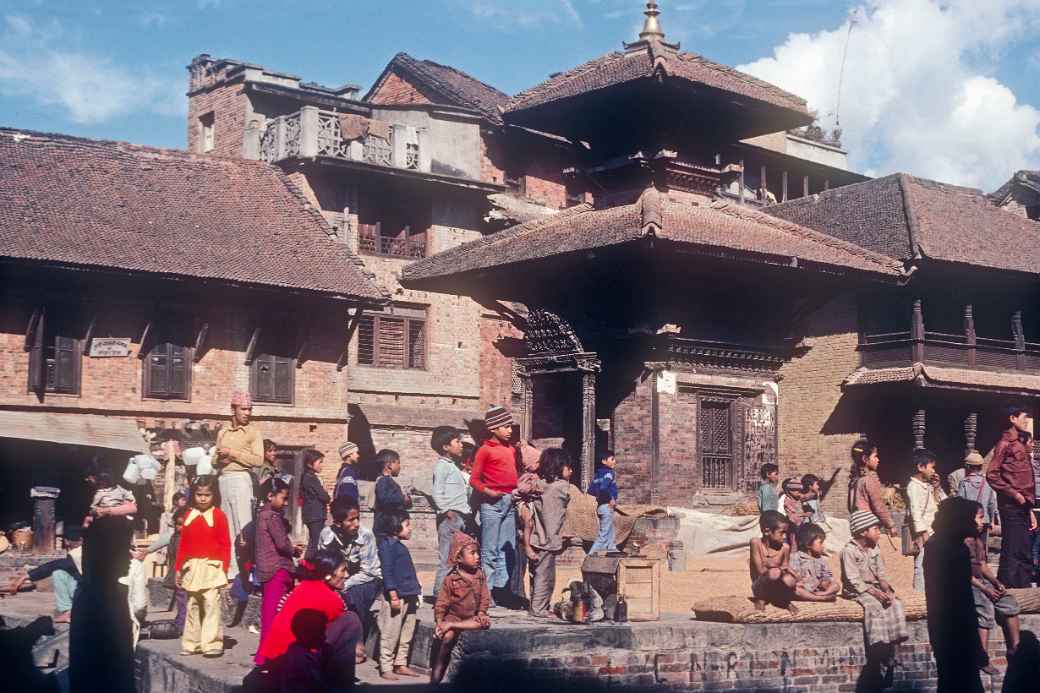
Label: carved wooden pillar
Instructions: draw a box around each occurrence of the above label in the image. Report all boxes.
[519,368,534,445]
[580,370,597,492]
[964,304,976,367]
[964,412,978,455]
[913,408,927,450]
[911,299,925,363]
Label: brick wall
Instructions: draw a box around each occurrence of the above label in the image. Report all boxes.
[480,315,521,411]
[523,159,568,209]
[186,80,249,157]
[777,294,864,515]
[612,371,653,504]
[367,69,438,106]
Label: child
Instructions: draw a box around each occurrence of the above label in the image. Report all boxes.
[431,426,470,599]
[907,448,946,592]
[841,510,908,662]
[373,449,411,540]
[431,531,491,683]
[279,609,335,693]
[470,406,519,604]
[333,441,361,504]
[376,511,421,680]
[300,449,331,557]
[175,476,231,658]
[756,463,780,513]
[967,501,1022,673]
[789,523,839,602]
[847,439,895,536]
[957,451,998,543]
[749,510,797,612]
[588,450,619,553]
[7,525,84,623]
[254,477,299,662]
[780,477,810,548]
[528,448,571,617]
[800,474,827,525]
[514,442,542,577]
[88,470,138,523]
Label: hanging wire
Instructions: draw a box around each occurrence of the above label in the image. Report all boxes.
[834,8,861,129]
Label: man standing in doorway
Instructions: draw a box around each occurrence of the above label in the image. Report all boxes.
[987,406,1038,588]
[214,391,264,579]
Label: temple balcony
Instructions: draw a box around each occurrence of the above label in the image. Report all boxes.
[258,106,430,173]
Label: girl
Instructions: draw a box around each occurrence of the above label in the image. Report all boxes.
[528,448,571,617]
[175,476,231,658]
[254,477,299,662]
[377,511,422,680]
[257,550,362,689]
[431,531,491,683]
[847,439,895,536]
[300,449,331,557]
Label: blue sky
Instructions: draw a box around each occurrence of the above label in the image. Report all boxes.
[3,1,1040,189]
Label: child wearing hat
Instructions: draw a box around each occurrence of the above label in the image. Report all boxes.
[841,510,909,656]
[779,476,810,549]
[470,406,519,605]
[334,441,361,505]
[957,451,998,544]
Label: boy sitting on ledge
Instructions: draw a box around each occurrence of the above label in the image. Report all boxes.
[749,510,798,613]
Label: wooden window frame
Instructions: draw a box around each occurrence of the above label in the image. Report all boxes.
[142,341,193,401]
[697,395,736,491]
[26,307,82,397]
[356,305,427,370]
[251,352,296,405]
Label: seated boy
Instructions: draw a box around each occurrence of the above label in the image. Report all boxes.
[749,510,798,612]
[789,523,839,602]
[841,511,909,658]
[967,503,1021,673]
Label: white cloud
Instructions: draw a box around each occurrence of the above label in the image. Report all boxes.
[0,14,184,124]
[464,0,584,29]
[737,0,1040,191]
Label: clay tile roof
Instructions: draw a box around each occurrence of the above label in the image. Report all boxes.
[766,173,1040,275]
[367,53,510,124]
[844,364,1040,396]
[402,188,903,287]
[505,43,808,117]
[0,128,386,301]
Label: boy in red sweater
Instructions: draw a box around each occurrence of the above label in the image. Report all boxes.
[470,405,518,606]
[175,476,231,657]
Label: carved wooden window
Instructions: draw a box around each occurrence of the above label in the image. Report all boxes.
[144,342,191,400]
[356,305,427,370]
[699,399,733,490]
[26,308,81,396]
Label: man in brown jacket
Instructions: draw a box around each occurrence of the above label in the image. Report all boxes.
[986,406,1038,588]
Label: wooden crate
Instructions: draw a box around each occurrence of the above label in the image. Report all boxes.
[617,558,660,621]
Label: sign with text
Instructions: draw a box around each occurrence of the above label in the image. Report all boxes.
[89,338,132,357]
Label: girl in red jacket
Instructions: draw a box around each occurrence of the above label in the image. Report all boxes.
[175,475,231,657]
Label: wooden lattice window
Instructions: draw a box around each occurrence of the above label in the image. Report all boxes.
[144,342,191,400]
[356,305,427,370]
[699,399,733,490]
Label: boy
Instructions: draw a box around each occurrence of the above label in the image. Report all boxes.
[7,525,83,623]
[528,448,571,617]
[588,450,619,553]
[470,406,519,604]
[319,495,382,663]
[986,405,1036,588]
[958,451,998,542]
[789,523,839,602]
[907,448,946,591]
[756,463,780,513]
[968,503,1022,673]
[431,531,491,683]
[376,512,421,680]
[89,470,138,523]
[749,510,797,612]
[430,426,470,598]
[841,511,908,657]
[333,441,361,504]
[373,449,411,540]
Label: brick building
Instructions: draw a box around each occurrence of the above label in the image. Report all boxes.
[0,128,384,530]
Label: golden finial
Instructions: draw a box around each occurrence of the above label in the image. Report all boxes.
[639,1,665,41]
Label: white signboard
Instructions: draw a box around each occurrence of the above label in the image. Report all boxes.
[657,370,676,395]
[89,338,132,358]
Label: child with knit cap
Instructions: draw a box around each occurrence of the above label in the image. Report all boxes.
[430,531,491,683]
[470,405,519,605]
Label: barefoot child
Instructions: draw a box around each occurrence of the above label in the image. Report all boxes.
[175,476,231,658]
[841,511,908,660]
[749,510,798,612]
[430,531,491,683]
[373,449,411,540]
[967,502,1022,673]
[377,512,421,680]
[789,523,839,602]
[528,448,571,617]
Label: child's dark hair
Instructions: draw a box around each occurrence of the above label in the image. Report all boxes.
[385,511,411,537]
[598,449,615,464]
[913,448,937,469]
[191,474,218,495]
[263,438,277,453]
[96,470,114,488]
[801,474,820,492]
[301,449,324,470]
[330,495,360,522]
[796,523,826,551]
[759,463,778,479]
[460,442,476,467]
[759,510,789,533]
[376,449,400,470]
[1006,405,1028,419]
[537,448,571,482]
[260,476,290,498]
[172,506,191,525]
[850,439,877,468]
[430,426,460,454]
[297,549,346,581]
[172,490,186,505]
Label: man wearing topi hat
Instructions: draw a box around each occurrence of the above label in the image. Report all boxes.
[214,391,264,579]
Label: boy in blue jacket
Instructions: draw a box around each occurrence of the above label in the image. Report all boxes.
[589,450,619,553]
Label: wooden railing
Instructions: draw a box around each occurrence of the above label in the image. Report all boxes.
[357,223,426,259]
